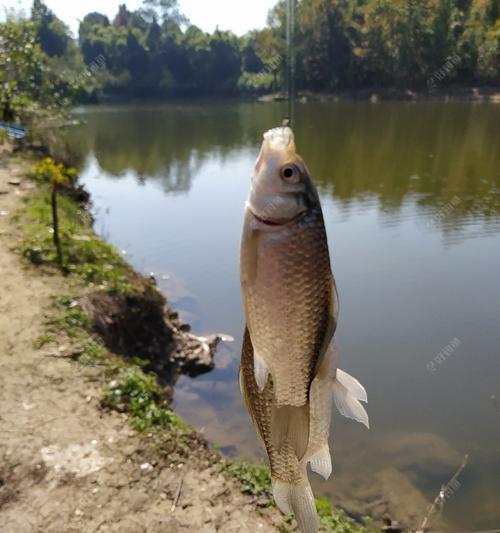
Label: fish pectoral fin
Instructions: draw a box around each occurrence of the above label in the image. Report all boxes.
[332,369,370,429]
[238,368,249,411]
[308,445,332,480]
[272,479,319,533]
[254,351,270,391]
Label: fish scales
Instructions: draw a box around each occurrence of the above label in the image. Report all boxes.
[240,328,304,485]
[242,208,333,408]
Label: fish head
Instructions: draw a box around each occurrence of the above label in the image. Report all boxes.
[247,127,317,227]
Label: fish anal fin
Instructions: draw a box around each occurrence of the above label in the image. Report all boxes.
[308,445,332,480]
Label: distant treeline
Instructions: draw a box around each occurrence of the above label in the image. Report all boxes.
[1,0,499,113]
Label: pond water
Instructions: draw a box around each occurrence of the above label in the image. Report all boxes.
[68,101,500,530]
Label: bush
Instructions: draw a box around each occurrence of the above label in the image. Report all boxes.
[30,156,77,184]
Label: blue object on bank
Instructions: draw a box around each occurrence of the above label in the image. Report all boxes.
[0,121,27,140]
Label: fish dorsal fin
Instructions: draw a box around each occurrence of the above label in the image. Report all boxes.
[312,283,339,379]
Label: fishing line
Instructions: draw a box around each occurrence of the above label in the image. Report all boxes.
[286,0,296,129]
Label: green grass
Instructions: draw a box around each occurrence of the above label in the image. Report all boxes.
[46,295,89,333]
[316,498,375,533]
[221,461,272,497]
[40,294,107,364]
[17,189,133,292]
[103,365,192,434]
[33,332,56,348]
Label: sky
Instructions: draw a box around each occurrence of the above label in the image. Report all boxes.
[1,0,277,36]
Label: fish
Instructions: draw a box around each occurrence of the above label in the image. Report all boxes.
[239,126,369,533]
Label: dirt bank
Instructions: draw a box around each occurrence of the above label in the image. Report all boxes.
[0,148,289,533]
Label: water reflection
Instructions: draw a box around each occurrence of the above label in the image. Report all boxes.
[70,103,284,193]
[68,102,500,239]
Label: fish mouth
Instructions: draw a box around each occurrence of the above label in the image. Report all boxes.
[249,208,307,227]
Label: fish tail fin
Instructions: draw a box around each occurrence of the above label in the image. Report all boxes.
[272,479,319,533]
[332,368,370,429]
[270,404,317,531]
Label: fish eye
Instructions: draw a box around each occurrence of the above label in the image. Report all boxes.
[280,164,300,183]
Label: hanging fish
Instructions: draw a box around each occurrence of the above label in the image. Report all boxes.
[239,126,369,533]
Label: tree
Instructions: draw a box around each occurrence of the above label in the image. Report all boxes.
[31,0,70,57]
[0,10,85,146]
[248,28,284,90]
[431,0,455,69]
[299,0,353,90]
[125,30,149,86]
[146,16,161,53]
[241,37,264,74]
[357,0,400,86]
[394,0,433,85]
[113,4,132,28]
[485,0,500,24]
[458,0,500,82]
[142,0,187,25]
[79,13,110,64]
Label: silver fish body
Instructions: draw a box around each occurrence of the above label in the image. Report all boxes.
[239,127,368,533]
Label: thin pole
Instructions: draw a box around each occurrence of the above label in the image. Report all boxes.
[51,178,64,269]
[420,454,469,531]
[286,0,295,128]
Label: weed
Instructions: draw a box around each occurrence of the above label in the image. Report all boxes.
[221,461,272,497]
[46,301,89,334]
[316,497,374,533]
[79,337,107,364]
[103,366,191,434]
[33,333,56,348]
[41,294,107,365]
[30,157,77,185]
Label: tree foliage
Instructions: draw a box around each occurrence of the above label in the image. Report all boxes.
[0,0,498,119]
[0,13,80,124]
[285,0,499,90]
